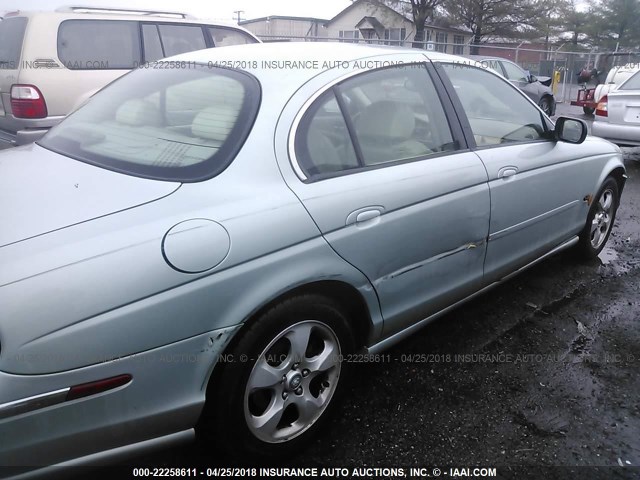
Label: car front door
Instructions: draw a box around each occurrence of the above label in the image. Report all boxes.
[439,62,595,282]
[276,62,490,338]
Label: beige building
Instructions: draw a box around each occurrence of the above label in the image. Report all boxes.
[239,16,329,41]
[324,0,471,54]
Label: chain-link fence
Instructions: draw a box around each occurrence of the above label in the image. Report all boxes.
[253,33,640,105]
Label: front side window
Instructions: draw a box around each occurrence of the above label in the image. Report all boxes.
[0,17,28,68]
[501,61,528,82]
[209,27,256,46]
[441,63,548,146]
[620,70,640,90]
[58,20,141,69]
[295,64,458,180]
[39,66,260,182]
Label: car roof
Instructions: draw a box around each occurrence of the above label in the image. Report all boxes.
[176,42,473,66]
[4,9,246,29]
[169,42,486,106]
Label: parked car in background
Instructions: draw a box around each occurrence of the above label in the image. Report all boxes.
[0,6,258,146]
[468,56,556,116]
[592,69,640,146]
[594,63,640,104]
[0,43,625,475]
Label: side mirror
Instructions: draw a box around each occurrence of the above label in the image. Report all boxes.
[555,117,588,144]
[529,74,537,83]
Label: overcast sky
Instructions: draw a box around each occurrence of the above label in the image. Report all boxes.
[4,0,353,22]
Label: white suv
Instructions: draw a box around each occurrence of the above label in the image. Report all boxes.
[0,7,258,146]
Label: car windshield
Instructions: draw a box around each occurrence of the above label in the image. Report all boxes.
[39,65,261,182]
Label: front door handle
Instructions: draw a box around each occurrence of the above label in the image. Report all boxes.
[346,206,385,226]
[356,210,381,223]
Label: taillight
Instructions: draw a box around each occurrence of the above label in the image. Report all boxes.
[596,95,608,117]
[10,84,48,119]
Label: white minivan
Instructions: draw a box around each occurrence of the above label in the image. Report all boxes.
[0,7,259,146]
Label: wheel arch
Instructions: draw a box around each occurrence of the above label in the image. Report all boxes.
[608,166,627,196]
[201,279,376,404]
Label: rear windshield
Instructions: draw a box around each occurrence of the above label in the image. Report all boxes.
[620,70,640,90]
[0,17,28,69]
[39,66,261,182]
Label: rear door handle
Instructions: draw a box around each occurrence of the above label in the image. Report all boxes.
[498,166,518,179]
[346,206,384,226]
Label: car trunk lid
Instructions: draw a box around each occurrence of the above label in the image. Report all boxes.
[607,91,640,125]
[0,143,180,247]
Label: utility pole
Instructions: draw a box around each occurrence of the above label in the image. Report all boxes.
[233,10,245,23]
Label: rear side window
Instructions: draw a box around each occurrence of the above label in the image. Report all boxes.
[39,66,261,182]
[58,20,141,69]
[0,17,28,68]
[295,64,458,180]
[158,25,207,57]
[142,24,164,62]
[620,71,640,90]
[209,27,256,46]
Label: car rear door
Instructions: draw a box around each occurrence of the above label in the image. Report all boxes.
[276,60,490,338]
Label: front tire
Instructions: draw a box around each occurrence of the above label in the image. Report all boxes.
[576,177,619,259]
[202,295,354,461]
[539,96,554,116]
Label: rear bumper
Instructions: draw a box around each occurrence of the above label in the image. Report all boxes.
[591,120,640,146]
[0,325,239,472]
[0,114,65,146]
[0,128,49,147]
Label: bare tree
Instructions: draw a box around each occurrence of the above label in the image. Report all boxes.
[445,0,533,53]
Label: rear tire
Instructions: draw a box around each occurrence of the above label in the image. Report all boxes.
[200,295,355,461]
[576,177,619,259]
[583,106,595,115]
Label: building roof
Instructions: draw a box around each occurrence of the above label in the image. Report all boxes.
[354,16,386,37]
[239,15,330,26]
[326,0,410,26]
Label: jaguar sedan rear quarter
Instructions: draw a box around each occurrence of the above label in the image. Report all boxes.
[0,43,625,474]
